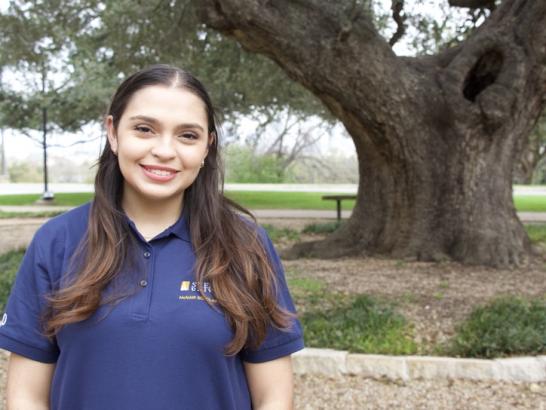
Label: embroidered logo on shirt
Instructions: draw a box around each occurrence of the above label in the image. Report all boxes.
[179,281,216,303]
[0,313,7,327]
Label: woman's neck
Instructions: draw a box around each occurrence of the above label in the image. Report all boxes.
[121,192,184,240]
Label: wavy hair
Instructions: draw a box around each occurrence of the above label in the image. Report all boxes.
[41,64,293,354]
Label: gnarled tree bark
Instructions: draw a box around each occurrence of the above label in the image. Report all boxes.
[198,0,546,267]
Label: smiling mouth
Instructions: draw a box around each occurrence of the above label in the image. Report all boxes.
[140,164,180,176]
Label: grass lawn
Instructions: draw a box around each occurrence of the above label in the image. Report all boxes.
[0,191,352,210]
[226,191,358,210]
[513,195,546,212]
[0,192,93,206]
[0,250,25,312]
[1,191,546,212]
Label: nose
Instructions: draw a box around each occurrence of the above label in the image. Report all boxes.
[150,135,176,160]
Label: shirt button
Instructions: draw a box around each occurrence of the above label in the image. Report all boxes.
[139,280,148,287]
[143,251,151,258]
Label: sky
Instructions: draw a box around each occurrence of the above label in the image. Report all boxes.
[0,0,465,164]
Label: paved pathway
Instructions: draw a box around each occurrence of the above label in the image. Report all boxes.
[0,205,353,219]
[2,206,546,255]
[0,205,72,213]
[3,183,546,195]
[2,205,546,223]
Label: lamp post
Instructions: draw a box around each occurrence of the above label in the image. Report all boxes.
[41,106,54,200]
[40,64,54,201]
[0,128,7,182]
[0,69,7,182]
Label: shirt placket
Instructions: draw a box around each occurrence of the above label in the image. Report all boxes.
[131,243,155,321]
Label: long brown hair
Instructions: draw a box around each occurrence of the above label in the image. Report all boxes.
[41,65,293,355]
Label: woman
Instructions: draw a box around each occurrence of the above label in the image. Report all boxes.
[0,65,304,409]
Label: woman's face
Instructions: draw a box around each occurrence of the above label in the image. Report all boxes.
[106,85,211,209]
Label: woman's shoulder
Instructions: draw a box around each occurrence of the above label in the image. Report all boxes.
[34,202,92,244]
[19,203,92,281]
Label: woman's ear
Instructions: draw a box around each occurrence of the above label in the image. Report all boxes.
[105,115,118,155]
[206,131,216,156]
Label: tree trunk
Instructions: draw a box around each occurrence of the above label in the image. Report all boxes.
[513,116,546,184]
[513,132,541,184]
[198,0,546,267]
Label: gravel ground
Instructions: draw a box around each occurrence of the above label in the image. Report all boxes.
[0,218,48,255]
[294,373,546,409]
[1,217,546,408]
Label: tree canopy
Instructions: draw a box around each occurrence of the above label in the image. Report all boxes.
[0,0,329,137]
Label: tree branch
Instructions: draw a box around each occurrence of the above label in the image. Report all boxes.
[197,0,406,123]
[19,130,44,147]
[388,0,406,46]
[47,135,100,148]
[448,0,496,10]
[409,0,546,145]
[264,112,299,156]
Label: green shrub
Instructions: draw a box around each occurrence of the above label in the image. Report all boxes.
[301,294,417,355]
[302,221,342,234]
[286,274,333,311]
[0,250,25,312]
[262,224,300,242]
[446,296,546,358]
[287,275,325,295]
[224,145,285,183]
[524,224,546,244]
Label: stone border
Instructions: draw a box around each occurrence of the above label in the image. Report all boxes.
[292,348,546,382]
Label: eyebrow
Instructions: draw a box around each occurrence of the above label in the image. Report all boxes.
[128,115,205,132]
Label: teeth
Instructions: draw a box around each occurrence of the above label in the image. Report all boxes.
[147,168,174,176]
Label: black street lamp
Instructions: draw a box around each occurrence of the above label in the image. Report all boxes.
[41,106,54,201]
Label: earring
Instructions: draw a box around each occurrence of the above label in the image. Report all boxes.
[200,159,205,168]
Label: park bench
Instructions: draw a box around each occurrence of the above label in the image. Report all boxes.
[321,194,356,221]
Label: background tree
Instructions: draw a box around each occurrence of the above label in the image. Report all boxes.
[225,107,335,182]
[0,0,331,174]
[197,0,546,267]
[60,0,327,121]
[0,0,113,195]
[7,159,42,183]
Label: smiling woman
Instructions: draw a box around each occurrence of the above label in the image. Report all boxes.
[0,65,304,410]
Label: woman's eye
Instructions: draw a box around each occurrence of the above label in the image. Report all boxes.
[135,126,152,133]
[180,132,198,140]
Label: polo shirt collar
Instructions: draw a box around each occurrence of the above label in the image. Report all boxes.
[167,207,191,242]
[123,206,191,243]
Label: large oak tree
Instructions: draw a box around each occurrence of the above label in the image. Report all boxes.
[198,0,546,267]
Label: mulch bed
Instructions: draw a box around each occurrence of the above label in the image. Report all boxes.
[263,218,546,354]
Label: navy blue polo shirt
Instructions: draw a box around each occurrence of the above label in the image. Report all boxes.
[0,202,304,410]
